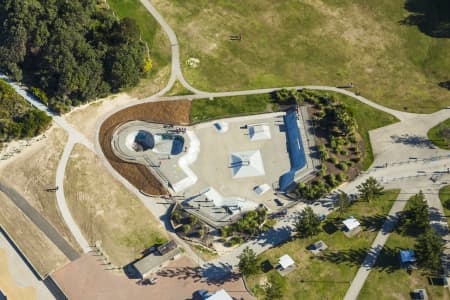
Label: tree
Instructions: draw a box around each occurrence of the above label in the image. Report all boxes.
[337,191,350,217]
[415,228,443,271]
[238,246,258,276]
[295,207,321,238]
[357,177,384,202]
[264,272,286,300]
[182,224,191,234]
[408,191,429,230]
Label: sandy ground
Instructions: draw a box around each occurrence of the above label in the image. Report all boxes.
[0,126,81,253]
[53,253,255,300]
[64,144,168,266]
[0,249,36,300]
[99,100,192,195]
[0,191,69,276]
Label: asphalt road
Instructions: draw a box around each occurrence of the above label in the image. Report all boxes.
[0,182,80,261]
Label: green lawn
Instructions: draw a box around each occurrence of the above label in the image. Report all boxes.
[306,90,399,170]
[428,118,450,150]
[359,193,450,300]
[152,0,450,113]
[440,185,450,226]
[190,93,278,123]
[106,0,171,97]
[246,190,400,300]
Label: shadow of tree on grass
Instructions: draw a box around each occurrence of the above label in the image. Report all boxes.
[401,0,450,38]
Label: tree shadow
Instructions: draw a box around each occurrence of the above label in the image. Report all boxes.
[199,262,241,284]
[439,81,450,90]
[314,246,402,273]
[400,0,450,38]
[360,214,387,232]
[390,134,433,148]
[253,225,294,248]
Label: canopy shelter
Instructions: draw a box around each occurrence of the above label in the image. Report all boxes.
[279,254,295,270]
[342,216,360,231]
[399,249,416,266]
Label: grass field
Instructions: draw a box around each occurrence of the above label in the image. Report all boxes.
[440,185,450,226]
[246,189,400,300]
[106,0,171,97]
[64,144,168,266]
[360,193,450,300]
[152,0,450,113]
[428,118,450,150]
[190,93,278,123]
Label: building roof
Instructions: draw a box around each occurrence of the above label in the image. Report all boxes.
[157,240,177,255]
[399,249,416,263]
[343,216,360,231]
[230,150,265,178]
[279,254,295,269]
[248,124,271,141]
[207,289,233,300]
[133,247,180,277]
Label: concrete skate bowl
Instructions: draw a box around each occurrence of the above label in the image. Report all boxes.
[129,130,155,152]
[98,100,191,195]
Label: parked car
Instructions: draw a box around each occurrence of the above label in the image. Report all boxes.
[274,198,284,206]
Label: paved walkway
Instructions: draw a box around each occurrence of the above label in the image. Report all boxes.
[55,138,90,253]
[0,182,79,261]
[343,190,412,300]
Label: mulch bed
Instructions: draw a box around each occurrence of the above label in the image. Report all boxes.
[99,100,191,195]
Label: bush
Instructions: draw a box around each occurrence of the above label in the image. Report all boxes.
[326,174,338,187]
[30,87,48,105]
[338,162,348,171]
[319,163,327,176]
[229,236,243,246]
[336,172,347,183]
[329,156,339,164]
[339,149,348,156]
[182,224,191,234]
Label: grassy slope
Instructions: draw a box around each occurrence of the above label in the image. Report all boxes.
[152,0,450,113]
[106,0,171,97]
[247,190,400,300]
[190,93,278,123]
[64,144,167,265]
[428,118,450,150]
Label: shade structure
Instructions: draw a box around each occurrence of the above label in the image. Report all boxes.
[279,254,295,269]
[230,150,265,178]
[343,216,360,231]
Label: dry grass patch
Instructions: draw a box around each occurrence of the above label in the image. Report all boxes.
[64,144,168,265]
[0,192,69,276]
[0,249,37,299]
[0,126,80,252]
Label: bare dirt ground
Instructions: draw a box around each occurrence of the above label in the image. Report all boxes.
[0,192,69,276]
[64,144,168,266]
[0,126,80,252]
[66,93,136,144]
[54,253,254,300]
[99,100,191,195]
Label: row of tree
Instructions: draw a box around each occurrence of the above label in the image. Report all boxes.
[0,0,151,113]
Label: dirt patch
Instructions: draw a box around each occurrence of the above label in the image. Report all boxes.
[0,126,80,252]
[0,192,69,276]
[99,100,191,195]
[0,249,36,300]
[64,144,168,265]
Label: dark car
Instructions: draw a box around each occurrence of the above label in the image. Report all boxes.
[274,198,284,206]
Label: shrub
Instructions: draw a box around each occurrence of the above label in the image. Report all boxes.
[329,156,339,164]
[182,224,191,234]
[338,162,348,171]
[336,172,347,183]
[326,174,338,187]
[319,164,327,176]
[229,236,243,246]
[340,149,348,156]
[30,87,48,105]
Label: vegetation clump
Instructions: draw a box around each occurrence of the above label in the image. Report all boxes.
[0,0,150,113]
[0,79,51,143]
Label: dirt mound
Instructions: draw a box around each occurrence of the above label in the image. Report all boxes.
[99,100,191,195]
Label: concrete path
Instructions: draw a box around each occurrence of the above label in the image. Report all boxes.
[55,138,90,253]
[343,190,411,300]
[0,182,80,261]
